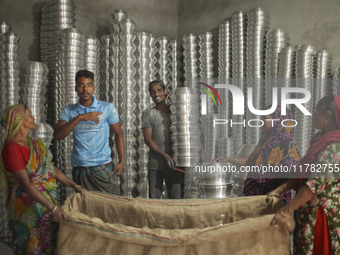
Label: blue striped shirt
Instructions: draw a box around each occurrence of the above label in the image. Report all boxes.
[59,97,119,167]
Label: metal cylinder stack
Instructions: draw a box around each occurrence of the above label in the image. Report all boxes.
[314,50,333,101]
[156,36,172,90]
[333,67,340,95]
[19,61,49,123]
[135,31,153,198]
[20,61,53,151]
[170,40,179,93]
[182,33,198,87]
[85,35,102,99]
[217,19,232,141]
[244,8,270,145]
[169,87,201,167]
[277,46,294,89]
[293,44,316,156]
[170,87,201,199]
[231,11,246,149]
[0,22,20,150]
[111,14,139,197]
[40,0,76,126]
[312,50,333,134]
[0,21,18,243]
[100,35,110,101]
[55,28,86,199]
[197,162,232,198]
[264,29,290,105]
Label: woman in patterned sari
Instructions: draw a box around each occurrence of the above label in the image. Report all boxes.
[0,104,86,255]
[269,95,340,254]
[214,106,300,203]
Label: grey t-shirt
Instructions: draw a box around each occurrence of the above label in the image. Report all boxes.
[142,108,172,170]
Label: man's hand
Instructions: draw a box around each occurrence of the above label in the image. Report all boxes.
[163,154,175,168]
[113,162,124,176]
[80,111,103,124]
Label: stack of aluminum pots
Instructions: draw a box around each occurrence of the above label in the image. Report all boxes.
[149,35,158,91]
[0,22,20,150]
[170,40,178,93]
[19,61,53,152]
[245,8,270,145]
[111,13,139,198]
[198,32,216,162]
[217,19,232,141]
[293,45,316,156]
[40,0,76,126]
[197,162,232,198]
[231,11,246,149]
[170,87,201,167]
[216,137,236,158]
[182,33,198,87]
[313,50,333,134]
[32,123,54,150]
[156,36,172,91]
[0,21,17,244]
[264,29,290,105]
[278,46,294,89]
[170,87,201,199]
[85,35,102,99]
[100,35,110,101]
[314,50,333,101]
[333,67,340,95]
[135,31,153,198]
[19,61,49,124]
[55,28,86,199]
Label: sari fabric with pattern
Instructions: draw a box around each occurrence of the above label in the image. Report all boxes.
[243,106,300,202]
[1,137,58,255]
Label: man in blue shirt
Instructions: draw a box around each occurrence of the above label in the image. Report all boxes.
[54,70,125,194]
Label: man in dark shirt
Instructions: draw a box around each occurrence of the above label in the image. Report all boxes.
[142,80,182,199]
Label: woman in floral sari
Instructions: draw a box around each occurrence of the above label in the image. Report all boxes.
[269,95,340,254]
[215,106,300,202]
[0,104,85,255]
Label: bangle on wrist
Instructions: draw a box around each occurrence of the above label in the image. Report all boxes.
[51,205,58,214]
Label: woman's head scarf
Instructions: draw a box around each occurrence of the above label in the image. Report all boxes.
[1,104,26,143]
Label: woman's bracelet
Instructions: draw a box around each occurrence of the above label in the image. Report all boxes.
[51,205,58,214]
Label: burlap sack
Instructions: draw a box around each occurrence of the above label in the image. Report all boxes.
[56,192,294,255]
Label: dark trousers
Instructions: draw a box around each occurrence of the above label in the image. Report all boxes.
[148,168,182,199]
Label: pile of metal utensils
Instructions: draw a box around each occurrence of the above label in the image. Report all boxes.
[99,35,110,101]
[169,87,201,198]
[245,8,270,145]
[312,50,333,135]
[40,0,76,126]
[1,4,339,201]
[292,45,316,156]
[55,28,86,199]
[198,32,216,162]
[135,31,153,198]
[0,21,20,150]
[19,61,54,150]
[333,67,340,95]
[85,35,102,99]
[197,161,232,198]
[110,10,139,197]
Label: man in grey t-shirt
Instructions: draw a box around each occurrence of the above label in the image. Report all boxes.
[142,80,182,199]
